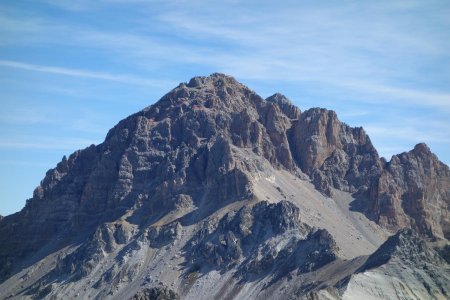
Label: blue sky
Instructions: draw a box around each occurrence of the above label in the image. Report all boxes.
[1,0,449,216]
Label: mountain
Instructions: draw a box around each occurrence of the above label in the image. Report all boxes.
[0,73,449,299]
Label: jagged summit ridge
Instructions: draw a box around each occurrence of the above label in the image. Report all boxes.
[0,73,449,299]
[145,73,260,113]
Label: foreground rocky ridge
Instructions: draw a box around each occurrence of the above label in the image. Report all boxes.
[342,229,450,299]
[0,73,449,299]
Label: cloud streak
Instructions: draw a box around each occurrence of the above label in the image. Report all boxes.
[0,60,172,87]
[0,160,54,167]
[1,4,448,104]
[0,137,98,151]
[365,125,450,144]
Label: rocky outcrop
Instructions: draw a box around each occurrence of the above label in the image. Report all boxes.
[55,221,136,281]
[239,228,337,280]
[185,200,338,279]
[360,228,445,271]
[147,221,182,248]
[266,93,301,120]
[185,201,307,270]
[289,108,383,197]
[367,143,450,239]
[437,244,450,263]
[130,286,179,300]
[285,106,449,239]
[339,229,450,299]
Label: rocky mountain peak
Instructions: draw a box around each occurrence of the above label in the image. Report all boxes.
[413,142,431,154]
[186,73,239,88]
[0,74,449,299]
[145,73,262,116]
[367,141,450,239]
[266,93,301,119]
[288,106,382,198]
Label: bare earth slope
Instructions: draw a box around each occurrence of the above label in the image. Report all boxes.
[0,73,449,299]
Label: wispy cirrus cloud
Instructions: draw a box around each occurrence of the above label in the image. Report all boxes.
[0,107,54,125]
[365,125,450,144]
[0,60,173,87]
[1,3,448,101]
[338,81,450,112]
[0,160,55,167]
[0,136,97,151]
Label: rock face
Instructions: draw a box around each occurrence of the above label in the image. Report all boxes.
[130,286,179,300]
[367,144,450,240]
[289,108,383,197]
[341,229,450,300]
[0,73,449,299]
[360,228,446,271]
[186,201,337,277]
